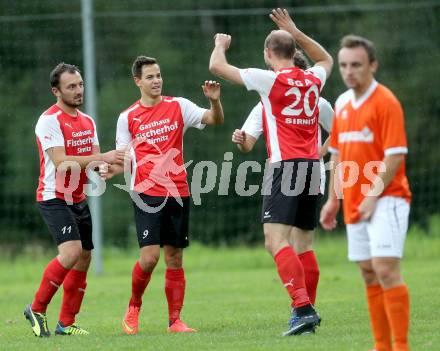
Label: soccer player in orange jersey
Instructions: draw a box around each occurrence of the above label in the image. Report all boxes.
[320,35,411,351]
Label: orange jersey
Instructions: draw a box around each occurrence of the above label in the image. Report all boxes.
[329,81,411,224]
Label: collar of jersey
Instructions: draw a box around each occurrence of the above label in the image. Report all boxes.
[54,104,79,118]
[138,97,163,110]
[350,79,378,110]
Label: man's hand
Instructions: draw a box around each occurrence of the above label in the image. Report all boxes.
[98,163,119,180]
[214,33,232,51]
[232,129,246,145]
[270,8,298,36]
[320,198,340,230]
[101,150,125,165]
[202,80,221,101]
[358,196,378,221]
[97,162,110,180]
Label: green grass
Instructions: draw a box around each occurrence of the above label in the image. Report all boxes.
[1,233,440,350]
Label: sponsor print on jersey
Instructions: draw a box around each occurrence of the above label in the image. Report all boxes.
[66,129,94,154]
[339,126,374,143]
[134,118,179,145]
[116,97,206,198]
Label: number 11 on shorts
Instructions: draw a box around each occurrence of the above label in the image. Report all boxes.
[61,225,72,235]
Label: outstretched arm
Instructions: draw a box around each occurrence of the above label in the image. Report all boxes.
[201,80,224,125]
[47,146,123,169]
[270,8,333,77]
[209,34,244,85]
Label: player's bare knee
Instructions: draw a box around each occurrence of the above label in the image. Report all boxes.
[358,263,377,285]
[294,241,313,254]
[264,233,287,257]
[375,267,401,288]
[59,247,82,268]
[165,257,183,269]
[361,270,378,285]
[164,250,183,269]
[75,250,92,270]
[81,249,92,261]
[263,231,276,255]
[140,253,159,272]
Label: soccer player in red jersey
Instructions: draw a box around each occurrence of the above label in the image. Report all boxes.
[209,9,333,335]
[320,35,411,351]
[24,63,121,337]
[101,56,224,334]
[232,51,334,307]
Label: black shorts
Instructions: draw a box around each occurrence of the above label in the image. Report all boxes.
[133,194,190,248]
[37,198,94,250]
[261,159,321,230]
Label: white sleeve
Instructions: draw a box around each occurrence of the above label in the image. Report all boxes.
[90,118,100,146]
[241,103,263,140]
[176,97,207,131]
[307,66,327,91]
[239,68,276,95]
[35,114,65,150]
[116,112,132,149]
[317,97,334,133]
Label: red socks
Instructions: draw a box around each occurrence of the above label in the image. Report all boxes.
[298,250,320,305]
[165,268,186,324]
[58,269,87,326]
[129,261,152,307]
[274,246,310,308]
[128,263,186,325]
[32,258,70,313]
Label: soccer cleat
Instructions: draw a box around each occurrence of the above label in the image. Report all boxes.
[23,304,51,337]
[282,308,321,336]
[167,319,197,333]
[55,321,89,335]
[287,307,321,325]
[122,305,140,335]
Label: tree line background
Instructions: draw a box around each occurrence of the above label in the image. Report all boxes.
[0,0,439,251]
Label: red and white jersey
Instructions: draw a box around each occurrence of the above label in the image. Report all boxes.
[239,66,326,162]
[116,96,206,197]
[241,97,333,193]
[35,104,99,203]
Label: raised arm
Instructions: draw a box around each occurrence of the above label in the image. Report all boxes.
[270,8,333,77]
[209,34,244,85]
[201,80,224,125]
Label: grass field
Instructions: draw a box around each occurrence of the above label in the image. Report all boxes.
[1,232,439,351]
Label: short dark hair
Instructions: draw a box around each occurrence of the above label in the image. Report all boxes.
[132,56,158,78]
[293,50,310,70]
[50,63,81,88]
[340,35,377,63]
[264,31,296,60]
